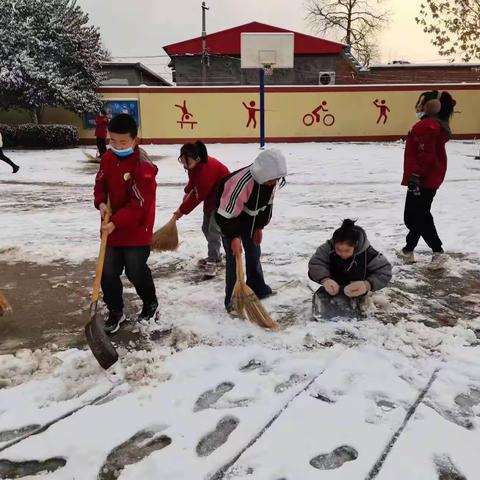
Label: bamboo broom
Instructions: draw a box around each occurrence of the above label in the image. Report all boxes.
[151,216,179,252]
[0,293,12,316]
[232,254,278,330]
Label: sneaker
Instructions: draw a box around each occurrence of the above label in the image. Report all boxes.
[203,262,218,278]
[104,310,126,334]
[12,165,19,174]
[197,258,210,267]
[198,257,222,267]
[397,248,415,264]
[138,301,159,321]
[428,252,447,271]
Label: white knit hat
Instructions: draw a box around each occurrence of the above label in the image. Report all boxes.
[250,149,288,184]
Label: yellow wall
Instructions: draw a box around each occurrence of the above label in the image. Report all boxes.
[1,86,479,142]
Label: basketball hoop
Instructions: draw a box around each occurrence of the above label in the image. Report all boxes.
[262,63,274,76]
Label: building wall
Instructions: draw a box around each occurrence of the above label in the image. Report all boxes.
[174,54,348,86]
[1,85,478,143]
[101,67,167,86]
[356,66,480,85]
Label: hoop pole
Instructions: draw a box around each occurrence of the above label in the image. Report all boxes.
[259,67,265,149]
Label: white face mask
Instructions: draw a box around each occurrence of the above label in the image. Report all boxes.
[416,112,424,120]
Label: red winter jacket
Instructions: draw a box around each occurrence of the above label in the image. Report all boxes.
[402,118,450,190]
[94,148,158,247]
[95,116,109,138]
[179,156,229,215]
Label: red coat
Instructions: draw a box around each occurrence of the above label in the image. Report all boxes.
[179,156,229,215]
[95,116,108,138]
[94,148,158,247]
[402,118,449,190]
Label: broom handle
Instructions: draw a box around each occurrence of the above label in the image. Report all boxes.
[235,253,246,285]
[92,199,111,303]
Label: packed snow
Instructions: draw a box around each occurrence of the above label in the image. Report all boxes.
[0,141,479,479]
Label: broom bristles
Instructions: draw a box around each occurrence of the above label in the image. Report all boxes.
[151,218,179,252]
[231,268,278,329]
[0,293,12,316]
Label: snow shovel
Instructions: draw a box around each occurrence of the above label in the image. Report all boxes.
[85,202,119,369]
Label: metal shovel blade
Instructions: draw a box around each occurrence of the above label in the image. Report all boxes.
[85,303,118,370]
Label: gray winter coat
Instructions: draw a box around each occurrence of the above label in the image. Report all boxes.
[308,226,392,292]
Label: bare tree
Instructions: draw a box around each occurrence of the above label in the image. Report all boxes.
[305,0,389,66]
[416,0,480,62]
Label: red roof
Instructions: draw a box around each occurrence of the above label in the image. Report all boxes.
[163,21,345,56]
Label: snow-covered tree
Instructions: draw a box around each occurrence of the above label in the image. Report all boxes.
[0,0,109,122]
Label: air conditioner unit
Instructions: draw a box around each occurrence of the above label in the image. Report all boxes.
[318,71,336,86]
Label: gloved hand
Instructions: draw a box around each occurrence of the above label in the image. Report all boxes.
[407,174,421,196]
[231,238,243,256]
[253,229,263,246]
[321,278,340,296]
[344,281,371,298]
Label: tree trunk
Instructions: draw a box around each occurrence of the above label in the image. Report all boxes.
[346,3,352,47]
[31,110,39,124]
[36,107,43,124]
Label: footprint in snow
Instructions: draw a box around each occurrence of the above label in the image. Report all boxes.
[0,425,40,443]
[196,416,239,457]
[275,374,307,394]
[0,458,66,479]
[98,430,171,480]
[435,454,467,480]
[194,382,235,412]
[310,445,358,470]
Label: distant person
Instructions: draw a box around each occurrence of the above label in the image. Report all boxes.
[173,141,230,277]
[95,109,109,157]
[309,219,392,319]
[0,132,19,173]
[398,90,455,270]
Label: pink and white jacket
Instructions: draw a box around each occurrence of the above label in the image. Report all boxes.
[215,149,287,239]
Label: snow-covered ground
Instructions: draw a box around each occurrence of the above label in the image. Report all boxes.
[0,142,479,479]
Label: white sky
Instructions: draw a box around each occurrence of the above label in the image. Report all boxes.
[77,0,447,79]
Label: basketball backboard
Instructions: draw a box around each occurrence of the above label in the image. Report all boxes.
[240,33,294,69]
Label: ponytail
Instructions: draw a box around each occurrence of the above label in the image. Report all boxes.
[332,219,360,246]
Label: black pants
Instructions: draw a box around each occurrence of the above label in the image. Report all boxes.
[404,189,443,252]
[101,246,157,312]
[0,148,18,170]
[222,233,271,309]
[96,137,107,157]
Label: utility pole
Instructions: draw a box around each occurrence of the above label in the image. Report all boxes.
[201,2,209,85]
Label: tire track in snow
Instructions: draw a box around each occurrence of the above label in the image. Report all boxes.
[0,387,115,454]
[365,367,441,480]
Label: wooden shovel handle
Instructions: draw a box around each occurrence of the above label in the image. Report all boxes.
[92,199,111,303]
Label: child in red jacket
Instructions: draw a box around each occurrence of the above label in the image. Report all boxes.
[399,90,455,270]
[94,114,158,333]
[173,141,230,277]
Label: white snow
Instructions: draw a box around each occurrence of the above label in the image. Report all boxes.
[0,141,479,479]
